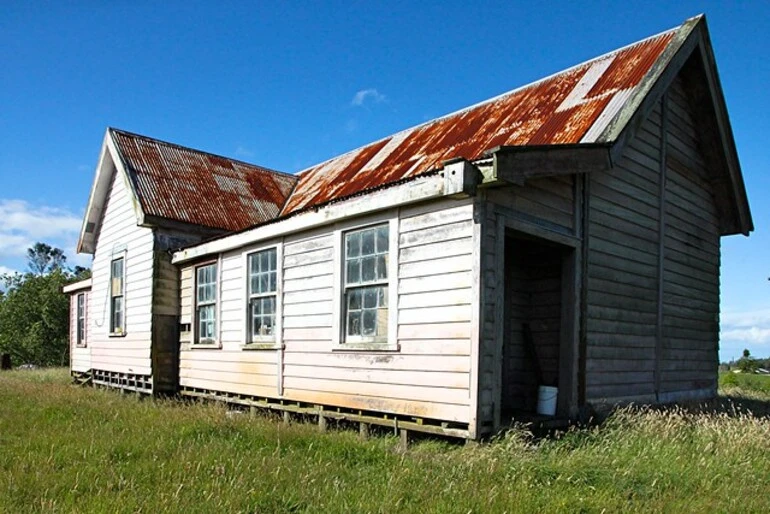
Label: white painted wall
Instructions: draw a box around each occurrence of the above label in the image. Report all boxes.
[179,198,478,424]
[88,163,155,376]
[69,290,92,373]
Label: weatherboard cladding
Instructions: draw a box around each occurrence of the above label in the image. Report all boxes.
[110,129,298,232]
[280,30,674,215]
[108,27,674,230]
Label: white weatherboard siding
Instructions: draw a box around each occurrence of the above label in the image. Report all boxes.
[179,199,477,424]
[70,291,91,372]
[88,167,155,376]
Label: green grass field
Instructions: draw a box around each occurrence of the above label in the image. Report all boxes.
[1,369,769,513]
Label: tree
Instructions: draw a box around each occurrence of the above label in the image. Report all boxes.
[27,242,67,275]
[0,243,91,367]
[737,348,758,374]
[0,269,72,366]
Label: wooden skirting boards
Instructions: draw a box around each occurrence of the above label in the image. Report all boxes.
[179,385,470,440]
[90,369,153,394]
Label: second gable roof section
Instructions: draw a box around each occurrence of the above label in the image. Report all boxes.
[280,23,678,215]
[110,129,298,232]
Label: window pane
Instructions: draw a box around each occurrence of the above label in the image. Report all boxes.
[348,289,361,310]
[269,249,277,269]
[378,285,388,307]
[362,310,376,335]
[346,232,361,258]
[376,226,389,253]
[361,256,375,282]
[249,254,258,275]
[347,310,361,336]
[261,251,270,272]
[258,273,268,294]
[265,297,275,315]
[376,255,387,280]
[346,260,360,285]
[250,276,259,296]
[363,287,377,309]
[361,230,375,256]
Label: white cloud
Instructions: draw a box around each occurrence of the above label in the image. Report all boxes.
[234,146,254,159]
[0,199,83,264]
[0,265,18,276]
[721,308,770,346]
[351,88,386,107]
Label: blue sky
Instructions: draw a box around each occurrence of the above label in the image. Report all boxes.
[0,1,767,361]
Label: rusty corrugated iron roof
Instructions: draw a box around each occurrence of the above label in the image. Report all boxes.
[110,129,297,232]
[281,28,675,215]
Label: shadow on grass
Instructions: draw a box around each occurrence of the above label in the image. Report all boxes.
[674,390,770,419]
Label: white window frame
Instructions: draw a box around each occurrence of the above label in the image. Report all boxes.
[193,260,219,347]
[109,254,126,337]
[76,293,86,347]
[243,245,283,350]
[332,213,399,352]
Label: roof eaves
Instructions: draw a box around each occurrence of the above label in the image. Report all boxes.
[107,128,147,227]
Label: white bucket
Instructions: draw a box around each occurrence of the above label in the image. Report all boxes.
[536,385,558,416]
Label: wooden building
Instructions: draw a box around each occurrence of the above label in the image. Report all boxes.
[68,15,752,439]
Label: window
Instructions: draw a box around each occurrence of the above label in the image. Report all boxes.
[196,263,217,344]
[344,224,389,342]
[76,293,86,346]
[248,248,277,341]
[109,257,125,334]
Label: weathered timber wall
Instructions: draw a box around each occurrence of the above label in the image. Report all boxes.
[178,198,477,424]
[659,76,720,401]
[478,175,576,432]
[584,74,721,405]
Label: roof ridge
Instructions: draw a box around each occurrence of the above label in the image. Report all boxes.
[108,127,298,181]
[293,21,683,177]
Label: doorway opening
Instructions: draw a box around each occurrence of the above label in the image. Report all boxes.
[501,231,572,420]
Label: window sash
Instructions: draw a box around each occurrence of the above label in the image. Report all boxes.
[110,258,124,296]
[247,249,278,341]
[197,304,216,342]
[343,224,389,341]
[249,296,276,339]
[248,248,277,296]
[76,294,85,345]
[111,296,124,333]
[345,284,388,338]
[195,263,217,343]
[344,225,388,287]
[109,257,125,334]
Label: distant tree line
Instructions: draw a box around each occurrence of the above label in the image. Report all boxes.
[0,243,90,367]
[721,349,770,373]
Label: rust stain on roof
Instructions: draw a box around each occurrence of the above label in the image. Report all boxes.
[111,129,297,231]
[281,30,674,215]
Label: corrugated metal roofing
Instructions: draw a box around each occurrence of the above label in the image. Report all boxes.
[281,28,675,215]
[110,129,297,232]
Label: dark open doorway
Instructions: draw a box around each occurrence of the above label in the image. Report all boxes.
[501,231,573,420]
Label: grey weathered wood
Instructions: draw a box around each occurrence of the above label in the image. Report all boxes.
[654,93,668,401]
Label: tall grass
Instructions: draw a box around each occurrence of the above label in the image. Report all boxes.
[1,369,768,513]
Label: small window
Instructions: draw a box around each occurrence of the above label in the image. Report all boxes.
[76,293,86,347]
[344,224,389,342]
[248,248,277,341]
[109,257,125,334]
[196,263,217,344]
